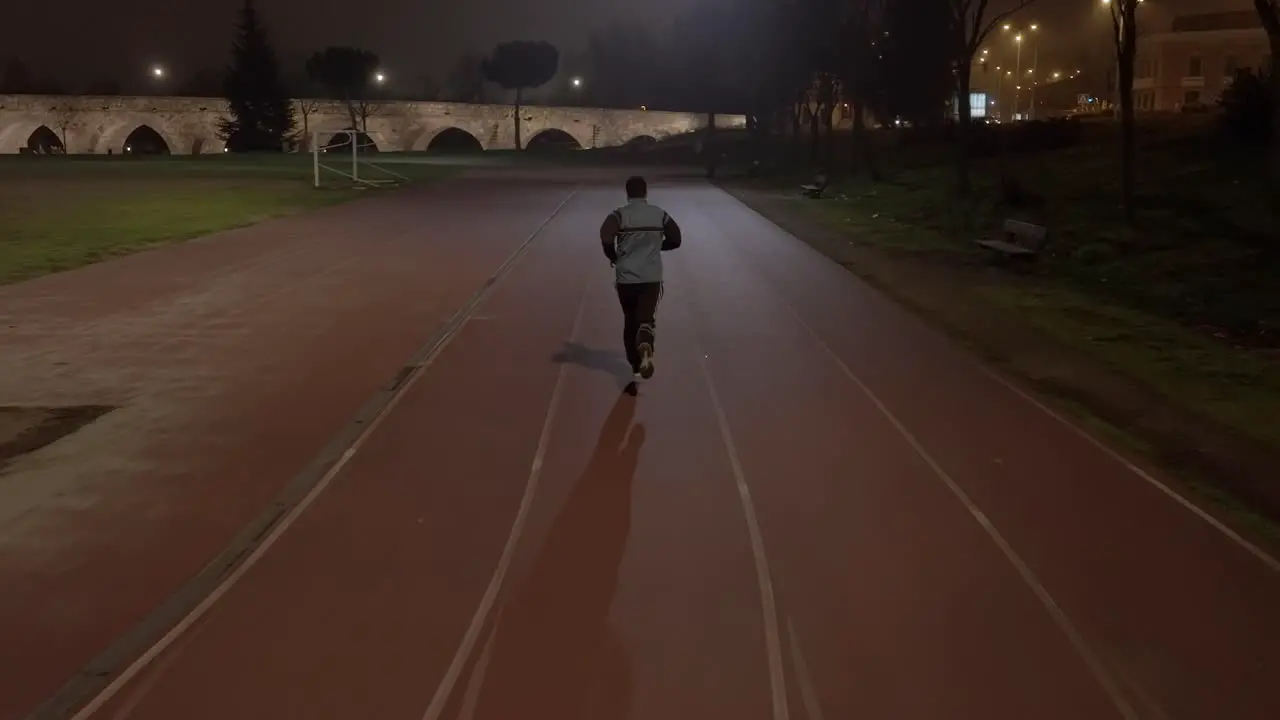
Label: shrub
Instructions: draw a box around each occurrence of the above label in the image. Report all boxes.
[1218,68,1273,143]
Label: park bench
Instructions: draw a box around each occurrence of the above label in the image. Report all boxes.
[974,219,1049,263]
[799,173,828,199]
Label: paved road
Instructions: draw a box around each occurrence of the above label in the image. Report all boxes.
[9,177,1280,719]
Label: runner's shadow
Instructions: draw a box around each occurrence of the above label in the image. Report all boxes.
[470,392,643,720]
[551,341,632,387]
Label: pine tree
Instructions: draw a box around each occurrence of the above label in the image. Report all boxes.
[218,0,295,152]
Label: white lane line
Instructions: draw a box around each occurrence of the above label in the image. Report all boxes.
[777,300,1140,720]
[723,185,1280,574]
[456,608,502,720]
[419,270,593,720]
[979,367,1280,573]
[690,326,790,720]
[65,190,579,720]
[785,618,825,720]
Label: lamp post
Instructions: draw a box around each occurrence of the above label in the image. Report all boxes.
[1002,23,1040,119]
[1029,24,1041,119]
[1014,33,1023,119]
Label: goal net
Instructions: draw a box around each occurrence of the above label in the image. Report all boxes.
[311,128,409,189]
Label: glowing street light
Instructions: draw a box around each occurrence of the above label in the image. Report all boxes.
[1003,21,1043,120]
[150,65,165,79]
[570,76,583,89]
[373,70,386,85]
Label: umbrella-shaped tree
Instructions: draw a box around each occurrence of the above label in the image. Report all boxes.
[481,41,560,150]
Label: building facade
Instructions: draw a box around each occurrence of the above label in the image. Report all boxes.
[1134,0,1271,111]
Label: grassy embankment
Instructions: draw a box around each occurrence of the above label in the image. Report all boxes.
[0,153,454,285]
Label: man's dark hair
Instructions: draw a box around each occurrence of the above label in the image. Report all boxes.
[625,175,647,199]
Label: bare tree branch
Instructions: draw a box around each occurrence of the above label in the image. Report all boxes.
[1254,0,1280,37]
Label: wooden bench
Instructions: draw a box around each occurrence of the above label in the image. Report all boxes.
[799,173,828,199]
[975,219,1049,262]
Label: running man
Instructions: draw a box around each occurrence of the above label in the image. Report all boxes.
[599,176,682,384]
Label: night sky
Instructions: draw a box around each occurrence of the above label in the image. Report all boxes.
[4,0,1106,96]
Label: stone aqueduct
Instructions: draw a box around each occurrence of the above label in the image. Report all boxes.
[0,94,746,155]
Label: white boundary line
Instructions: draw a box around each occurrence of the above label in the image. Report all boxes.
[690,319,790,720]
[722,187,1280,574]
[785,618,825,720]
[456,608,502,720]
[419,271,593,720]
[778,299,1140,720]
[64,190,579,720]
[979,367,1280,573]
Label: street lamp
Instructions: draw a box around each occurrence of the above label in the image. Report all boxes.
[1003,22,1041,120]
[373,70,386,85]
[150,65,165,80]
[570,76,583,89]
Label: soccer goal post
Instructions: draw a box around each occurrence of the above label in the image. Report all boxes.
[311,128,409,189]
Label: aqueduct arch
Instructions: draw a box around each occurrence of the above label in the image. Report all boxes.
[0,94,746,154]
[0,119,50,153]
[410,122,494,152]
[95,115,184,155]
[423,126,485,152]
[525,128,583,150]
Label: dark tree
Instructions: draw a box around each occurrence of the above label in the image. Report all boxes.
[946,0,1040,195]
[416,74,442,101]
[665,5,759,176]
[878,0,953,126]
[286,72,322,151]
[1251,0,1280,189]
[444,53,487,103]
[84,77,121,95]
[218,0,295,152]
[179,68,225,97]
[582,24,666,109]
[481,41,560,150]
[307,46,380,131]
[0,56,34,94]
[49,103,79,151]
[1107,0,1139,222]
[1220,68,1274,143]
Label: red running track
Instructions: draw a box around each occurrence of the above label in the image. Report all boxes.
[27,180,1280,719]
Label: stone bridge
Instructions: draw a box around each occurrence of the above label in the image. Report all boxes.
[0,94,745,155]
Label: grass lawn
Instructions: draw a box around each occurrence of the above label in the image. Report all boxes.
[0,153,455,285]
[723,117,1280,540]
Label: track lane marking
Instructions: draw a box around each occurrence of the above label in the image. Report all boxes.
[418,257,594,720]
[682,270,790,720]
[48,189,579,720]
[721,186,1280,573]
[776,297,1140,720]
[786,618,826,720]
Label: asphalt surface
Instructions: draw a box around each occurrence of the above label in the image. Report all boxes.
[6,176,1280,720]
